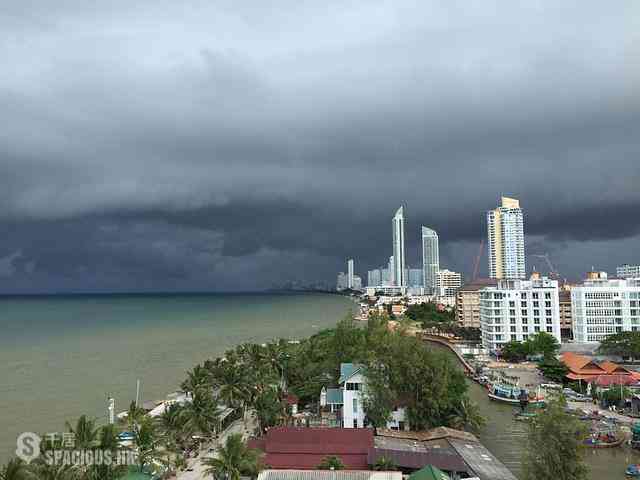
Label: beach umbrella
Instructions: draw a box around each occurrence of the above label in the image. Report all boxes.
[408,465,451,480]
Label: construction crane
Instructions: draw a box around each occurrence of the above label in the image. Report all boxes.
[472,238,484,281]
[531,253,560,279]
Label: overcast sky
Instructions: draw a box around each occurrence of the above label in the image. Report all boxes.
[0,1,639,293]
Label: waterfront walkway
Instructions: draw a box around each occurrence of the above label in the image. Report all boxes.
[422,334,474,373]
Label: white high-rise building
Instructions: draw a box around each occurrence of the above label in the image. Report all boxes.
[479,274,561,352]
[336,272,348,291]
[487,197,526,280]
[392,207,406,287]
[618,265,640,279]
[572,272,640,343]
[422,227,439,294]
[367,269,381,287]
[347,259,355,289]
[436,269,462,297]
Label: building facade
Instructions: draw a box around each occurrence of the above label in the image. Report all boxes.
[436,269,462,297]
[367,269,381,287]
[408,268,423,288]
[456,280,497,329]
[559,290,573,340]
[618,264,640,279]
[336,272,348,291]
[421,227,439,295]
[572,272,640,343]
[487,197,526,280]
[347,259,355,289]
[480,275,561,352]
[392,207,406,287]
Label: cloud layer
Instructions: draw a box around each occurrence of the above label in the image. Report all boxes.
[1,1,639,291]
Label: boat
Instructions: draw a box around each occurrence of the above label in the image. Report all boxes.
[488,383,545,407]
[583,430,626,448]
[626,464,640,477]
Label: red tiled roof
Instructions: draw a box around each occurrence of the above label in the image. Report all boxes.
[600,361,632,375]
[253,427,374,470]
[560,352,607,375]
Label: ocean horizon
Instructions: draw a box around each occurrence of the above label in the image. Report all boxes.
[0,292,353,462]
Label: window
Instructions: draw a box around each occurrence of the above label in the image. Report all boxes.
[533,301,539,307]
[346,382,360,391]
[546,327,553,333]
[523,326,528,333]
[533,293,539,299]
[510,326,516,332]
[353,398,358,413]
[353,419,358,428]
[511,334,517,341]
[545,292,551,299]
[521,301,527,307]
[534,326,540,332]
[522,293,527,299]
[509,301,515,307]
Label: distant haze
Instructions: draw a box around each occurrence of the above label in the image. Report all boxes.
[0,1,639,292]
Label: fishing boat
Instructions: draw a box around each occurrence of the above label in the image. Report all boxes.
[626,464,640,477]
[488,383,545,407]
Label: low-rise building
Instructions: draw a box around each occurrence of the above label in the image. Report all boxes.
[456,279,497,329]
[320,363,406,430]
[480,274,561,352]
[572,272,640,343]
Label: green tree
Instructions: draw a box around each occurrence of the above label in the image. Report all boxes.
[538,357,568,383]
[448,398,486,434]
[522,398,588,480]
[202,434,262,480]
[181,364,211,395]
[372,456,397,471]
[253,388,284,434]
[598,331,640,357]
[526,332,560,360]
[500,341,528,362]
[0,459,30,480]
[361,363,394,432]
[30,462,79,480]
[317,456,344,470]
[180,389,221,437]
[65,415,99,449]
[125,401,146,432]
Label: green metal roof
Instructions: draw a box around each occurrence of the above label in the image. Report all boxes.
[326,387,343,405]
[408,465,450,480]
[338,363,364,384]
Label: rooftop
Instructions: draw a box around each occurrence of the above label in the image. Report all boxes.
[258,471,402,480]
[339,363,364,384]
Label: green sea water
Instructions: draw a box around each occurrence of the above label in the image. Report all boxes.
[0,292,353,461]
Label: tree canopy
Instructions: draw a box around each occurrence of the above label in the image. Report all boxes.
[597,331,640,357]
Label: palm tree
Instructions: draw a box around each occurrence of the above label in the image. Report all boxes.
[181,364,211,395]
[202,434,261,480]
[65,415,99,449]
[0,459,30,480]
[125,401,146,432]
[156,402,186,449]
[98,424,120,450]
[179,389,221,438]
[30,462,79,480]
[449,398,486,433]
[253,387,284,435]
[218,365,249,413]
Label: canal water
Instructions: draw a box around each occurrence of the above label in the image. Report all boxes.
[430,343,640,479]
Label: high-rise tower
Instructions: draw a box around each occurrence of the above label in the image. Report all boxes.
[487,196,525,279]
[392,206,406,287]
[347,259,354,289]
[421,227,439,294]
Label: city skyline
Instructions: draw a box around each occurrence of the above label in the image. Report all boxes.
[0,2,638,293]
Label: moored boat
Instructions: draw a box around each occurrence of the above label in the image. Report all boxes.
[488,383,545,407]
[583,430,626,448]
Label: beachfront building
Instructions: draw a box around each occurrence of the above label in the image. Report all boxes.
[421,227,439,294]
[436,269,462,298]
[347,259,355,289]
[486,197,526,280]
[456,279,497,329]
[392,207,406,287]
[618,264,640,279]
[320,363,406,430]
[572,272,640,343]
[480,274,561,352]
[336,272,348,291]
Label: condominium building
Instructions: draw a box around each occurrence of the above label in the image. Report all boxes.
[347,259,355,289]
[392,207,406,287]
[618,264,640,279]
[436,269,462,297]
[456,279,497,329]
[367,269,381,287]
[487,197,526,280]
[572,272,640,343]
[336,272,348,291]
[559,290,573,340]
[421,227,439,295]
[407,268,424,288]
[480,274,561,352]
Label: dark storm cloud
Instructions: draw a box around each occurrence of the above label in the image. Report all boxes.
[0,0,639,291]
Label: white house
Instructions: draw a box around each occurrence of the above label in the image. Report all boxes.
[320,363,406,430]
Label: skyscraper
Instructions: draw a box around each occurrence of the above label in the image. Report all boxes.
[392,206,406,287]
[347,259,354,289]
[421,226,439,294]
[487,196,526,280]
